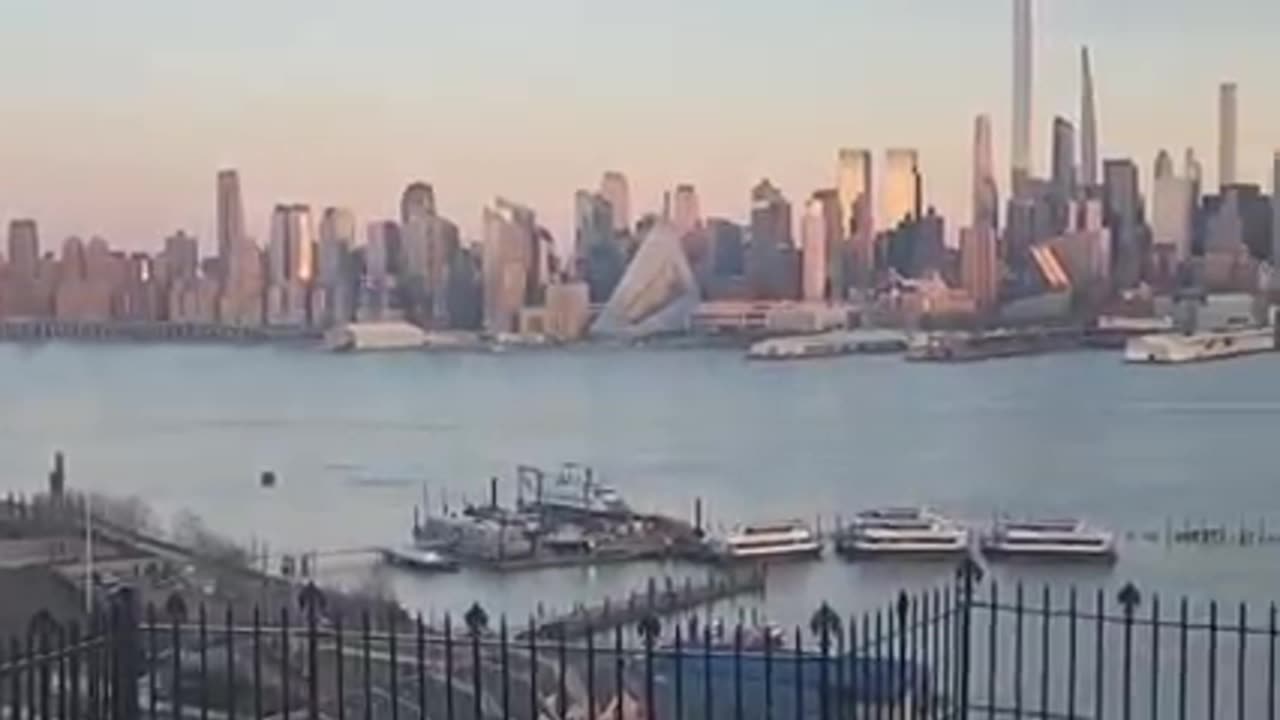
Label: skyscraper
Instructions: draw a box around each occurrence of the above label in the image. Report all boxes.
[748,179,793,299]
[836,149,874,289]
[600,171,630,234]
[883,149,922,229]
[482,198,537,333]
[1152,150,1195,261]
[1079,47,1099,191]
[672,184,701,237]
[6,220,39,278]
[216,170,246,277]
[1219,83,1238,188]
[801,190,841,302]
[1012,0,1034,193]
[400,182,436,226]
[1103,159,1143,288]
[1273,151,1280,266]
[1051,117,1076,201]
[574,190,622,302]
[972,115,999,232]
[961,225,999,311]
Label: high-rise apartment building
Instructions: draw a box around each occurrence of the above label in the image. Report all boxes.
[1012,0,1034,193]
[972,116,999,232]
[600,172,630,234]
[1152,150,1195,261]
[672,184,701,237]
[801,190,841,302]
[6,220,39,278]
[1103,159,1143,288]
[748,179,793,299]
[1051,117,1076,201]
[267,205,315,284]
[883,149,922,229]
[961,225,999,310]
[216,170,246,278]
[836,149,874,289]
[574,190,622,303]
[482,198,537,334]
[1080,47,1099,191]
[1219,83,1238,188]
[1273,151,1280,267]
[161,231,200,282]
[400,182,437,225]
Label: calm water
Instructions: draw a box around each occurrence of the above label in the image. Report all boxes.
[3,342,1280,627]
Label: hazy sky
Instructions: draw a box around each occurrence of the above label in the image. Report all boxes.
[1,0,1278,254]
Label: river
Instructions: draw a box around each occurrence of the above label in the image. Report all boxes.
[2,342,1279,627]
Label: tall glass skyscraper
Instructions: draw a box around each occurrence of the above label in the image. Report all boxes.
[882,149,922,229]
[836,149,873,289]
[216,169,246,277]
[1219,83,1238,188]
[1012,0,1033,193]
[1079,47,1099,191]
[972,115,999,232]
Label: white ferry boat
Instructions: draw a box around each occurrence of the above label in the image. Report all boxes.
[836,507,970,559]
[982,518,1116,561]
[719,521,823,562]
[1124,327,1275,364]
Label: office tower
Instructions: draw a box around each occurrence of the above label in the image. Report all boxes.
[707,219,745,279]
[1273,151,1280,266]
[400,182,437,225]
[482,198,537,333]
[6,220,39,278]
[574,190,622,302]
[836,148,874,289]
[748,179,793,299]
[1051,117,1076,201]
[801,190,841,301]
[216,170,246,278]
[60,237,87,282]
[317,208,356,288]
[883,149,923,229]
[961,225,999,310]
[1219,83,1238,188]
[591,222,699,338]
[672,184,701,237]
[1012,0,1034,193]
[267,205,315,284]
[1152,151,1195,262]
[972,115,1000,231]
[1080,47,1099,191]
[600,171,630,233]
[1103,159,1143,288]
[161,231,200,282]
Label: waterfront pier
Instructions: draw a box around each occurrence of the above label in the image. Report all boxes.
[523,567,766,640]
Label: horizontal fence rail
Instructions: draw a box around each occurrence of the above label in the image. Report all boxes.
[4,570,1279,719]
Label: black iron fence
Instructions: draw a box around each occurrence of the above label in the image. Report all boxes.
[4,568,1280,719]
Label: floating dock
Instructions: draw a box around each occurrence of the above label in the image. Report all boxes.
[522,568,766,641]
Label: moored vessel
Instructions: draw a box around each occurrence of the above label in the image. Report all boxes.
[835,507,969,559]
[1124,327,1275,364]
[717,521,823,562]
[981,518,1116,561]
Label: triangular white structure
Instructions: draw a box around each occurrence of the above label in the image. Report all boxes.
[590,222,700,338]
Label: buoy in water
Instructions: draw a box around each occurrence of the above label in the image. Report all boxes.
[260,471,277,489]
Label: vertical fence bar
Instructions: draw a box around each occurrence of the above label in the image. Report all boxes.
[586,623,596,720]
[1122,587,1136,720]
[1014,584,1024,720]
[529,620,539,720]
[414,614,424,720]
[874,610,883,720]
[766,619,775,720]
[734,624,743,720]
[1040,586,1051,720]
[986,583,998,720]
[253,607,262,720]
[1066,587,1077,720]
[1178,598,1188,720]
[361,611,371,720]
[1095,589,1105,720]
[613,625,623,720]
[9,637,20,720]
[499,619,510,720]
[643,624,655,720]
[335,612,345,720]
[1238,603,1247,720]
[171,608,181,720]
[389,613,400,720]
[896,594,908,720]
[70,622,81,720]
[146,607,157,720]
[849,614,859,720]
[836,613,847,720]
[558,627,568,720]
[1209,601,1218,720]
[200,605,209,720]
[226,606,237,720]
[38,623,50,720]
[940,588,950,720]
[670,626,680,720]
[1150,596,1160,720]
[471,620,482,720]
[1269,603,1276,720]
[794,628,804,720]
[443,615,454,720]
[57,625,67,720]
[280,607,291,720]
[308,602,320,720]
[702,625,712,720]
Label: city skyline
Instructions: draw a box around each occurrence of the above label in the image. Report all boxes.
[2,1,1279,251]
